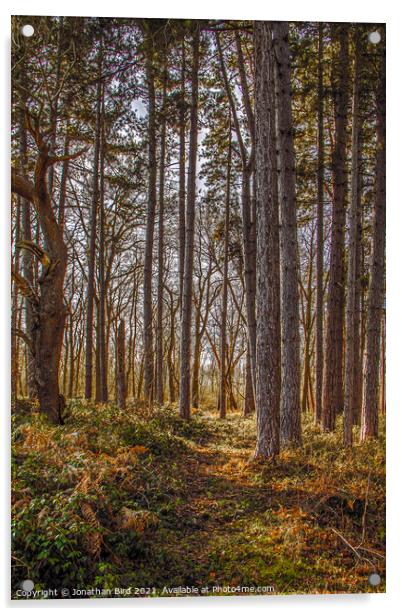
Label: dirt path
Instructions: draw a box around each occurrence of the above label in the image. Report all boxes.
[148,411,385,595]
[150,413,276,590]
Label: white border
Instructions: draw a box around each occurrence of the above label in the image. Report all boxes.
[1,1,401,614]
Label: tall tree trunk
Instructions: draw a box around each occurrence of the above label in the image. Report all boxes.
[344,29,363,447]
[254,22,281,458]
[84,35,103,400]
[272,21,301,447]
[361,39,385,441]
[117,320,127,409]
[179,25,200,420]
[322,25,349,431]
[143,29,157,403]
[219,121,232,419]
[315,22,324,426]
[156,67,167,405]
[97,83,108,402]
[178,39,186,311]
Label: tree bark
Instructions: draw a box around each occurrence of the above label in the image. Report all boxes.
[156,66,167,405]
[96,83,108,402]
[243,344,255,415]
[219,120,232,419]
[272,21,301,446]
[178,39,186,312]
[143,29,158,403]
[84,34,103,400]
[322,25,349,431]
[361,38,385,441]
[344,28,363,446]
[254,22,281,458]
[315,22,324,426]
[179,25,200,420]
[117,320,127,409]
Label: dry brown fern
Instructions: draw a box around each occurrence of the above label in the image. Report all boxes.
[81,502,102,559]
[117,507,158,534]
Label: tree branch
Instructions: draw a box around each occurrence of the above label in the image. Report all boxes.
[11,168,35,203]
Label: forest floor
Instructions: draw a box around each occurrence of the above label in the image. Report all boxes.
[12,400,385,599]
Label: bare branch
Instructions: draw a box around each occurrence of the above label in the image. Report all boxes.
[11,269,39,305]
[12,327,34,355]
[17,240,51,269]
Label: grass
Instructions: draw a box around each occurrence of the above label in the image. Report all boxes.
[11,400,385,598]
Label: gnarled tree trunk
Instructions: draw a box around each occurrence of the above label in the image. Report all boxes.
[12,113,86,423]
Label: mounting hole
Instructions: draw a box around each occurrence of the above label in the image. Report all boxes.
[21,24,35,38]
[21,579,34,592]
[368,31,381,44]
[368,573,381,586]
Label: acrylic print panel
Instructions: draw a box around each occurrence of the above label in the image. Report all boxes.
[11,16,386,600]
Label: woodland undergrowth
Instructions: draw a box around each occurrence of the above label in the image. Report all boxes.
[11,400,385,597]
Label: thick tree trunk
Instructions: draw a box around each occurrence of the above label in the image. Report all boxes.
[315,22,324,426]
[36,257,68,422]
[179,26,200,420]
[143,31,157,403]
[272,21,301,447]
[322,25,349,431]
[254,22,281,458]
[344,29,363,447]
[361,40,385,441]
[11,111,86,422]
